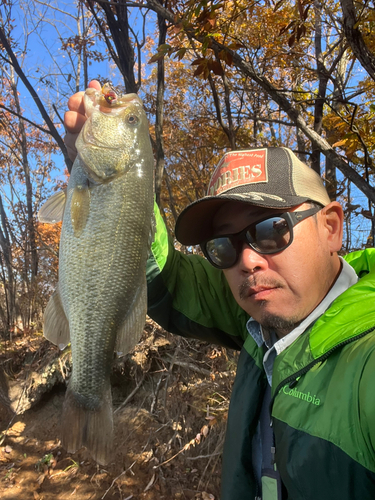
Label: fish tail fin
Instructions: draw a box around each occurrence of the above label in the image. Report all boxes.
[61,384,113,465]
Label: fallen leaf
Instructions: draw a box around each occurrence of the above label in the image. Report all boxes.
[201,425,209,437]
[201,493,215,500]
[37,472,47,485]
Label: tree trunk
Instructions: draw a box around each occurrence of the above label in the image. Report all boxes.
[0,195,16,340]
[88,0,139,93]
[144,0,375,203]
[155,10,167,206]
[340,0,375,82]
[311,0,328,175]
[10,78,38,327]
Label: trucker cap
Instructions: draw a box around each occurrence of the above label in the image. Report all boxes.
[175,147,331,245]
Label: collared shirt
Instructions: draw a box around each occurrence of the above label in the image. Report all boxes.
[246,257,359,385]
[248,257,359,495]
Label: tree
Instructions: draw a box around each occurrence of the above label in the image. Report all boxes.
[0,0,103,337]
[1,0,375,338]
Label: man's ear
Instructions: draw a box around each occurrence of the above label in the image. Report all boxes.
[320,202,344,252]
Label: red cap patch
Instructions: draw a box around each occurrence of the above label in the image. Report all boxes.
[207,149,268,196]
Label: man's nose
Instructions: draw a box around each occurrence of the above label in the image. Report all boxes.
[237,242,268,273]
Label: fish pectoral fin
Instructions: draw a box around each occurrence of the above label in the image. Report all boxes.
[116,277,147,357]
[71,185,90,237]
[38,189,67,223]
[43,287,70,350]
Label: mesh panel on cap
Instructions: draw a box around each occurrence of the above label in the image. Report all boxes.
[288,149,331,206]
[269,147,294,195]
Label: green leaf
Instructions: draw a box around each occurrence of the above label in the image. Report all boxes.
[158,43,171,52]
[148,53,165,64]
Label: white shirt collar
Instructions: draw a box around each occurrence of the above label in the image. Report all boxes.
[246,256,358,354]
[246,257,358,385]
[271,257,358,355]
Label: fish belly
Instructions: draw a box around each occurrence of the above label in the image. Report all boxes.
[58,160,153,463]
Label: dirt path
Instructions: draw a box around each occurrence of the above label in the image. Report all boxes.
[0,334,235,500]
[1,390,165,500]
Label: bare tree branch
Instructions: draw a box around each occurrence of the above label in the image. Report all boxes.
[0,104,53,135]
[340,0,375,82]
[142,0,375,203]
[0,26,72,170]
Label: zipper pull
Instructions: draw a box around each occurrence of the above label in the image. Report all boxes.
[289,377,299,388]
[271,445,276,465]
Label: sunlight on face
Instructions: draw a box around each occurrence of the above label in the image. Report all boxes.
[213,201,341,337]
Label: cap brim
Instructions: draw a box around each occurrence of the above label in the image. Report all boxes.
[175,193,310,245]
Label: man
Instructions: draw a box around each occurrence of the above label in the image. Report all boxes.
[65,82,375,500]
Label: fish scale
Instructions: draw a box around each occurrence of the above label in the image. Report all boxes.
[39,88,154,464]
[62,168,147,392]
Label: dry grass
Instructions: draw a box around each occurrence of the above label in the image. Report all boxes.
[0,320,238,499]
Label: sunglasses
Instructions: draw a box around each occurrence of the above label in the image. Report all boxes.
[201,206,322,269]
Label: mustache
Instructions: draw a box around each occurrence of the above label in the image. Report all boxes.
[239,276,284,300]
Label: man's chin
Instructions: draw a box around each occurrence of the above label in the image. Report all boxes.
[257,312,302,339]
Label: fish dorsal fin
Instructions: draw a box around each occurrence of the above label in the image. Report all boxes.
[116,276,147,357]
[71,185,91,237]
[38,189,67,223]
[43,287,70,350]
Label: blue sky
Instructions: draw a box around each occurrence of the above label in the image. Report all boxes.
[1,0,373,249]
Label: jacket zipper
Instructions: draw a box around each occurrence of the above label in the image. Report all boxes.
[253,466,261,500]
[269,326,375,422]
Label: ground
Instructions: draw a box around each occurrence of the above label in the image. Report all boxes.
[0,322,237,500]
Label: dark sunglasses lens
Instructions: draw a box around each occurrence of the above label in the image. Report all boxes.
[205,237,237,268]
[247,216,290,253]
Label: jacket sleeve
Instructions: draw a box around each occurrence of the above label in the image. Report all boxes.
[146,202,248,350]
[359,340,375,462]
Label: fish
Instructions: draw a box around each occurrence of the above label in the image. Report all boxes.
[38,85,154,464]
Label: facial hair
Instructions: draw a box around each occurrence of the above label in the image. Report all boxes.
[238,276,302,338]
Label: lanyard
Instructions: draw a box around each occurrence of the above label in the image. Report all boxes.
[259,384,283,500]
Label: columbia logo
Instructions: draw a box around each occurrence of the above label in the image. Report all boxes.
[281,385,321,406]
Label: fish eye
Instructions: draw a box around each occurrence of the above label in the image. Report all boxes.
[127,114,139,125]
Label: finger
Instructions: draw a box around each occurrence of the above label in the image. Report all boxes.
[68,91,85,115]
[64,110,87,134]
[67,80,101,115]
[88,80,101,90]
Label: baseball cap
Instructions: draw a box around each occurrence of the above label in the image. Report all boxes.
[175,147,331,245]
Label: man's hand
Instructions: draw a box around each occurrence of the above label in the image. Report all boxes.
[64,80,101,162]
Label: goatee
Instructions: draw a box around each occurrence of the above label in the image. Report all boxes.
[239,276,301,338]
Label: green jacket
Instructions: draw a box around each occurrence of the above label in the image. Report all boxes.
[147,207,375,500]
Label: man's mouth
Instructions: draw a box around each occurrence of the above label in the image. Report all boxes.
[239,278,283,301]
[248,286,275,297]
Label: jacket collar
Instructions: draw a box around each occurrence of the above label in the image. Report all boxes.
[271,249,375,387]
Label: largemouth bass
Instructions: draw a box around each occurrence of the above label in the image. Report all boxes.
[38,85,154,464]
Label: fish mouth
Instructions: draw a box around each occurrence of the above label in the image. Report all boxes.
[84,87,142,117]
